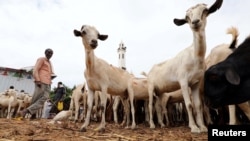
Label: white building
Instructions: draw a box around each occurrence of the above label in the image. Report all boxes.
[0,66,35,94]
[117,41,127,70]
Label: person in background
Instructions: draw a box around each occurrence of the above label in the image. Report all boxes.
[49,81,66,114]
[54,82,66,103]
[42,99,52,119]
[19,48,56,119]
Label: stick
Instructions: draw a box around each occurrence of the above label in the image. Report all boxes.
[112,133,135,141]
[80,136,95,141]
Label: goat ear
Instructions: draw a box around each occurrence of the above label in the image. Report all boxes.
[98,34,108,41]
[225,68,240,85]
[73,30,82,37]
[208,0,223,14]
[173,18,187,26]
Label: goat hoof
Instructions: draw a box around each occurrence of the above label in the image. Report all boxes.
[80,127,87,132]
[94,127,105,133]
[99,128,105,133]
[131,127,137,130]
[191,127,201,133]
[131,125,136,130]
[149,124,155,129]
[120,122,126,127]
[200,126,208,133]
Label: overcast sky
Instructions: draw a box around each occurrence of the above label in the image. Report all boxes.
[1,0,250,89]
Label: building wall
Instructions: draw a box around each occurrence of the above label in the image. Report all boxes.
[0,67,35,95]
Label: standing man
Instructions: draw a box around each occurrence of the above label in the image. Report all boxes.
[54,82,66,103]
[50,81,66,114]
[20,48,56,119]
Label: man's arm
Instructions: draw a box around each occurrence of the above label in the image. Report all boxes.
[33,58,44,82]
[33,58,44,87]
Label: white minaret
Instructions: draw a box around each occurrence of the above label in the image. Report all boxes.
[117,41,126,70]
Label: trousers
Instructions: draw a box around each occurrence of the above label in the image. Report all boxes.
[27,83,50,115]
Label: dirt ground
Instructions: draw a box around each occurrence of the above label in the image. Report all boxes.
[0,118,208,141]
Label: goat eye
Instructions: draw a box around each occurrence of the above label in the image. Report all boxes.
[82,30,86,35]
[202,9,208,16]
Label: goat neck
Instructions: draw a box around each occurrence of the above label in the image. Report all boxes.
[84,44,96,74]
[193,30,206,65]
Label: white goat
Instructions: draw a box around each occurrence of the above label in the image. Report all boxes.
[128,75,164,129]
[0,89,19,119]
[69,83,87,122]
[14,91,32,117]
[136,77,186,126]
[113,96,131,126]
[74,25,133,132]
[205,27,238,69]
[92,91,113,122]
[147,0,223,133]
[142,71,187,127]
[161,89,186,126]
[112,96,123,124]
[48,110,72,124]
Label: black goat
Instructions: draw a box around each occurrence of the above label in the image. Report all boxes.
[204,35,250,108]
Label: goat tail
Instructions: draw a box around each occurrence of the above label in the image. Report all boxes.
[226,26,239,50]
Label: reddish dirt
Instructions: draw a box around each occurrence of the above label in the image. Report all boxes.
[0,118,208,141]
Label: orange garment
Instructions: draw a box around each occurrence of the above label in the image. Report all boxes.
[33,57,53,85]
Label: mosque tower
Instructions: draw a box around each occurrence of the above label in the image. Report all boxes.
[117,41,127,70]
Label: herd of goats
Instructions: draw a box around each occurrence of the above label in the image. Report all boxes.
[1,0,250,134]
